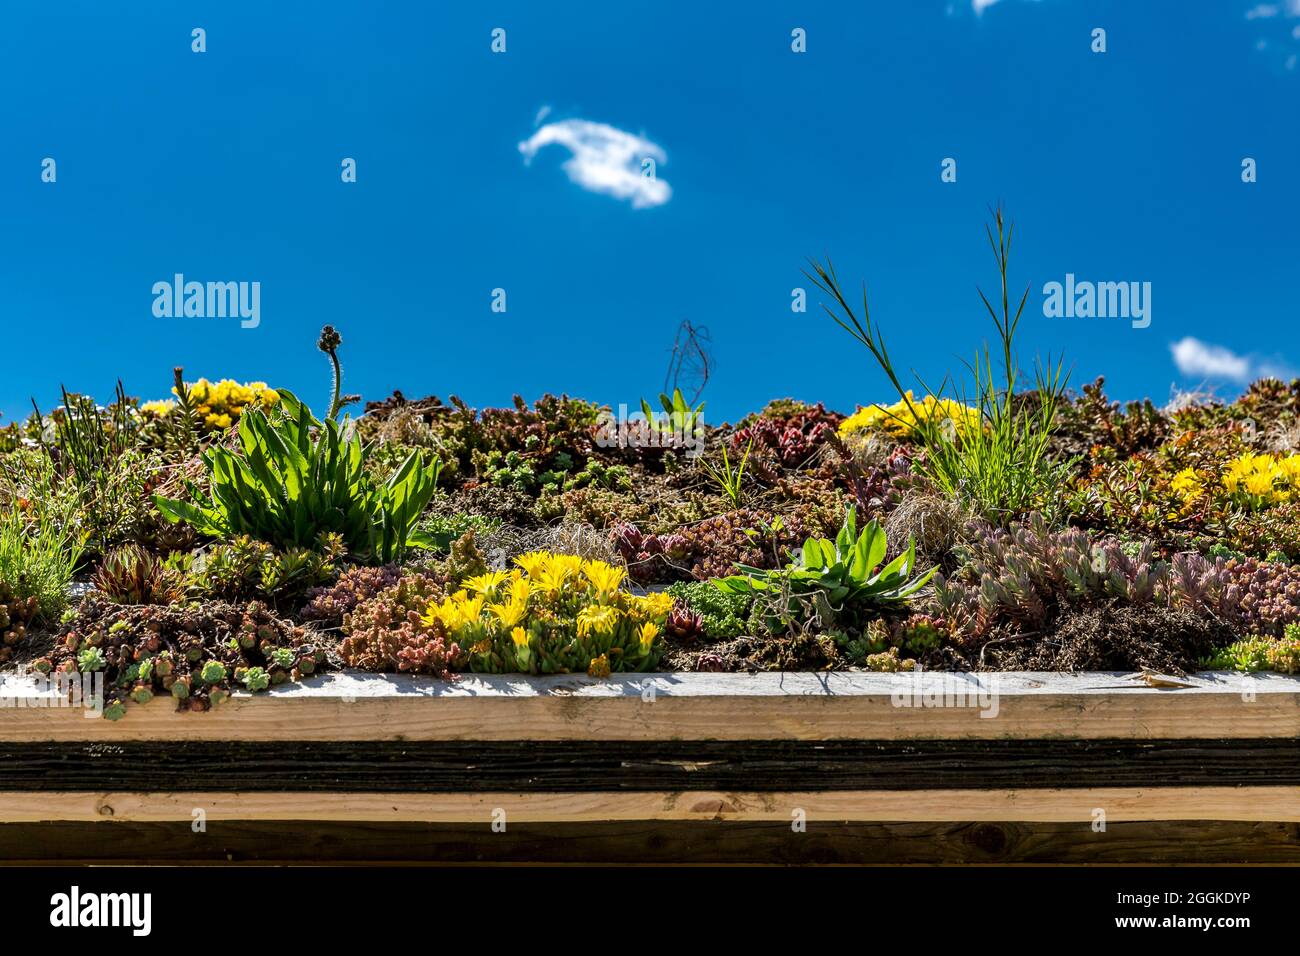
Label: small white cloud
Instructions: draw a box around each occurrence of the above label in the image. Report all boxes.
[533,105,552,127]
[971,0,1048,17]
[1170,338,1253,382]
[1169,336,1295,384]
[1247,3,1280,19]
[518,118,671,209]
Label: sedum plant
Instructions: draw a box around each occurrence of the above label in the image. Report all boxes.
[139,377,279,435]
[424,553,672,674]
[92,544,182,605]
[40,596,325,719]
[339,572,454,676]
[1201,623,1300,674]
[155,389,441,564]
[177,534,344,601]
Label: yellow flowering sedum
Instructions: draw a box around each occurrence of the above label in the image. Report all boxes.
[1220,452,1300,508]
[140,378,279,435]
[839,391,980,440]
[420,552,667,675]
[1170,467,1204,502]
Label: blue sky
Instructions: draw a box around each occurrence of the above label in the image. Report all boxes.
[2,0,1297,427]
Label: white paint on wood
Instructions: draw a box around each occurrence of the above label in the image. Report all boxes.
[0,670,1293,742]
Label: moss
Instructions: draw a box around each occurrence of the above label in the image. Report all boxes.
[665,581,753,640]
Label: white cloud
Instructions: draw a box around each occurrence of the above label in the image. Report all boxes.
[1171,338,1252,382]
[518,118,671,209]
[971,0,1047,14]
[1247,0,1300,66]
[1170,336,1294,384]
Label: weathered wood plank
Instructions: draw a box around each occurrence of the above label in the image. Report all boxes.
[1,670,1293,742]
[3,738,1299,792]
[2,787,1298,823]
[1,819,1298,864]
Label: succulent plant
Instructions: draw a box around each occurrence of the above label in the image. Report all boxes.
[731,400,843,468]
[239,666,270,692]
[363,392,604,488]
[665,581,753,640]
[613,510,810,584]
[39,596,325,719]
[1201,623,1300,673]
[92,544,182,605]
[338,572,454,676]
[180,534,344,602]
[664,603,705,643]
[422,552,671,675]
[693,652,726,672]
[299,563,404,628]
[0,586,41,666]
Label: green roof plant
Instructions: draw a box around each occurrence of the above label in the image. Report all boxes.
[715,505,934,610]
[155,328,441,563]
[807,206,1072,524]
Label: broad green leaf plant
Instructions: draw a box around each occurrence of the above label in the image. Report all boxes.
[155,390,441,563]
[715,505,934,608]
[641,388,705,435]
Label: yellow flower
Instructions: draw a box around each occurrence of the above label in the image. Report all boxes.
[490,599,528,629]
[550,554,584,578]
[587,654,611,679]
[1245,470,1276,498]
[637,621,660,654]
[424,597,462,631]
[464,570,509,596]
[511,626,532,668]
[838,391,978,440]
[1280,455,1300,485]
[456,593,485,622]
[582,560,625,595]
[630,592,674,621]
[140,399,176,417]
[576,604,620,637]
[426,591,485,634]
[507,575,531,605]
[165,378,278,434]
[514,551,550,580]
[1170,467,1203,500]
[534,555,583,593]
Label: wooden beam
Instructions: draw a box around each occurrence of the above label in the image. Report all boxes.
[1,670,1294,742]
[4,738,1300,793]
[2,787,1298,824]
[3,820,1298,864]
